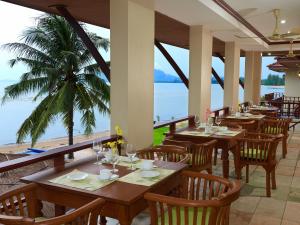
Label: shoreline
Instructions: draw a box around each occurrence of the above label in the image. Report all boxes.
[0,130,110,154]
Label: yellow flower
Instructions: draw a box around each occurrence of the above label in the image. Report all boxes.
[117,139,124,144]
[115,125,123,136]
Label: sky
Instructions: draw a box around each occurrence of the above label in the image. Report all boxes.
[0,1,282,81]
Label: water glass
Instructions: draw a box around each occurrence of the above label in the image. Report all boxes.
[194,115,200,128]
[111,152,120,174]
[126,144,136,170]
[92,140,103,165]
[215,116,221,127]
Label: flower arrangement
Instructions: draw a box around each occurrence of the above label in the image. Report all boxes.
[105,125,124,154]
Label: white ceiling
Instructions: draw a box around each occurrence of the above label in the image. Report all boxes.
[154,0,300,52]
[226,0,300,38]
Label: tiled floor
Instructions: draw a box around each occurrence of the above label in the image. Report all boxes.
[105,127,300,225]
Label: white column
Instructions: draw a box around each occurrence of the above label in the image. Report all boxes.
[224,42,240,110]
[110,0,154,149]
[188,26,213,121]
[252,52,262,104]
[244,51,255,102]
[285,69,300,97]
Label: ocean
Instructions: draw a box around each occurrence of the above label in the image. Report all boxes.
[0,81,284,145]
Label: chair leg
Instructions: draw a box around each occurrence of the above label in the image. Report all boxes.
[266,171,271,197]
[271,169,276,190]
[282,138,287,158]
[246,165,249,183]
[214,148,218,165]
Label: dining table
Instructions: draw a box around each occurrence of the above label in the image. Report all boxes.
[172,126,245,178]
[21,156,187,225]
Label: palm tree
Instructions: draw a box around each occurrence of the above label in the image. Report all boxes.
[1,14,110,158]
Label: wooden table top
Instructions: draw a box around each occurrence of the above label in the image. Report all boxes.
[21,156,187,205]
[174,127,245,141]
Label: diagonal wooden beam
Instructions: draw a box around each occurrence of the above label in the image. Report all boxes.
[215,53,244,89]
[155,40,189,88]
[212,67,224,89]
[54,5,111,82]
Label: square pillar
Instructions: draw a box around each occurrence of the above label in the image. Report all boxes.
[224,42,240,110]
[252,52,262,104]
[244,51,262,104]
[188,26,213,121]
[110,0,154,148]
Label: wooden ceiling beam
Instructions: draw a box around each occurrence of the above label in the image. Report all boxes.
[55,5,111,82]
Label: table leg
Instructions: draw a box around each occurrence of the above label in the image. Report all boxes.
[55,204,65,216]
[221,146,229,178]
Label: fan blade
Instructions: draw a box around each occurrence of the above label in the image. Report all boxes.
[234,34,265,39]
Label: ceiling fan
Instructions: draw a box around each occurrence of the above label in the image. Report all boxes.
[235,9,300,41]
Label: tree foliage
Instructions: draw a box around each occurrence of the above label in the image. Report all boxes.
[1,14,110,146]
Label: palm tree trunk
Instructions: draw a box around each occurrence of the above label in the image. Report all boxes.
[67,107,74,159]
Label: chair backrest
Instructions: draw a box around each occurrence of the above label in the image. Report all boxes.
[250,110,278,118]
[0,183,38,219]
[163,138,193,153]
[260,118,290,136]
[190,140,216,170]
[219,121,241,129]
[0,183,105,225]
[137,145,188,163]
[236,136,278,163]
[35,198,105,225]
[145,171,240,225]
[221,119,256,132]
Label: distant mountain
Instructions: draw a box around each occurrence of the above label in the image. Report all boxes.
[154,69,182,83]
[99,69,226,84]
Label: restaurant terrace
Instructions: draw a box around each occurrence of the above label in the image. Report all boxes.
[0,0,300,225]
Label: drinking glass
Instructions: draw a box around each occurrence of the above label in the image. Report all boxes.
[194,115,200,128]
[215,116,221,127]
[111,152,120,174]
[126,144,136,170]
[92,140,103,165]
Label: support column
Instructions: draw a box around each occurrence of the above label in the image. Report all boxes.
[244,51,262,104]
[110,0,154,148]
[244,51,255,102]
[224,42,240,110]
[188,26,213,121]
[252,52,262,104]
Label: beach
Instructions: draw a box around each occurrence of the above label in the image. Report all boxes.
[0,130,110,154]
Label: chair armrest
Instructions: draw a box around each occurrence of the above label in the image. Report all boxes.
[0,215,34,225]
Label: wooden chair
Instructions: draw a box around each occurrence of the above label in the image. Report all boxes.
[260,118,291,158]
[0,183,105,225]
[163,138,216,173]
[145,171,240,225]
[234,133,282,197]
[137,145,189,163]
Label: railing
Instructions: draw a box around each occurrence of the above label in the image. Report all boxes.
[154,116,194,134]
[210,107,230,117]
[0,135,119,173]
[0,108,235,174]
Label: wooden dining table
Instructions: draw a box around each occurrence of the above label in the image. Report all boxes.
[172,127,245,178]
[21,156,187,225]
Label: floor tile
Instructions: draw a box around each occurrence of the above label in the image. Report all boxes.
[249,214,281,225]
[254,198,286,218]
[283,201,300,223]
